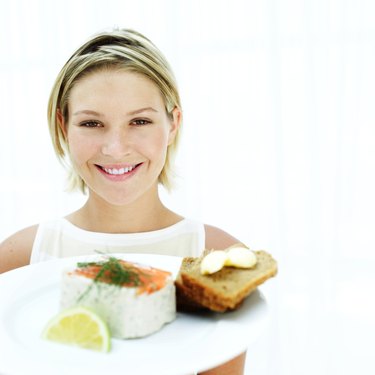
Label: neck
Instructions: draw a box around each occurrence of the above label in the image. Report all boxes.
[67,188,183,234]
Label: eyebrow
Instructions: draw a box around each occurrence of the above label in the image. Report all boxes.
[73,110,102,117]
[73,107,158,117]
[127,107,158,115]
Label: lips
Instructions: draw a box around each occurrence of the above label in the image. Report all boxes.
[95,163,142,177]
[102,165,135,175]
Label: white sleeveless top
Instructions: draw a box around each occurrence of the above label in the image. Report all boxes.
[30,218,205,264]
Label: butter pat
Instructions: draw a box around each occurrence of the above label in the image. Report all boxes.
[225,247,257,268]
[200,247,257,275]
[200,251,227,275]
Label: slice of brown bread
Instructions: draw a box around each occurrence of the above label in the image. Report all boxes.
[175,250,277,312]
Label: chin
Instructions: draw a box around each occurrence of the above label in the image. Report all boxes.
[87,177,159,207]
[89,187,148,208]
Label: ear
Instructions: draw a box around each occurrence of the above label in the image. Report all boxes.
[167,107,182,145]
[57,108,68,139]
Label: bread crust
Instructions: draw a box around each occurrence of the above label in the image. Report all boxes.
[175,250,277,312]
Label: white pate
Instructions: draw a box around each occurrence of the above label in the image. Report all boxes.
[60,267,176,339]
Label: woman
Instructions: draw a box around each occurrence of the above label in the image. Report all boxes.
[0,28,246,374]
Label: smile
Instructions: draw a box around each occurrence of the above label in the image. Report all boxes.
[102,165,136,175]
[96,163,141,177]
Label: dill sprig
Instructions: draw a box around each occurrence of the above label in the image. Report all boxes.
[76,256,142,302]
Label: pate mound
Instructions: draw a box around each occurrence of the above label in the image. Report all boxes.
[60,258,176,339]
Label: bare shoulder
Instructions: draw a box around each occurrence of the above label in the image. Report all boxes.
[0,225,38,274]
[204,224,246,250]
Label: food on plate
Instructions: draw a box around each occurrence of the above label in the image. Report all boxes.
[200,245,257,275]
[200,250,227,275]
[60,256,176,339]
[175,247,277,312]
[224,246,258,269]
[42,306,111,352]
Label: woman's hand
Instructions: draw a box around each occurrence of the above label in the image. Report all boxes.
[198,352,246,375]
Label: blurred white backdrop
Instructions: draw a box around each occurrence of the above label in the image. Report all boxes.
[0,0,374,374]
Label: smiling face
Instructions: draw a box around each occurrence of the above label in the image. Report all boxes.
[63,69,180,207]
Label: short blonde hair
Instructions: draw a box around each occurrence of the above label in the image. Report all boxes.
[48,28,182,193]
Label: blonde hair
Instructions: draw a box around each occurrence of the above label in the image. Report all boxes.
[48,28,181,193]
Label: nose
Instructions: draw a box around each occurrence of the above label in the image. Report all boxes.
[101,127,132,158]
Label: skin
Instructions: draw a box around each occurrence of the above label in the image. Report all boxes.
[0,69,246,374]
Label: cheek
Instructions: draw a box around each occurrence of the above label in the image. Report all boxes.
[144,131,169,161]
[67,132,98,165]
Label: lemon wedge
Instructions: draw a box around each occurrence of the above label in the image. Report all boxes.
[42,306,111,352]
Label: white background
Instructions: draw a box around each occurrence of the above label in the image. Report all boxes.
[0,0,374,374]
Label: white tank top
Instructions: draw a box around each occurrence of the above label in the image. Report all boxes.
[30,218,205,264]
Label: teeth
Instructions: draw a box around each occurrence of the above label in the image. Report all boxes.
[103,166,135,175]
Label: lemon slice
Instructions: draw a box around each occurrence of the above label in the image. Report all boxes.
[42,306,111,352]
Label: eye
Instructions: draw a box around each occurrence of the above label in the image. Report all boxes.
[79,120,102,128]
[131,118,152,126]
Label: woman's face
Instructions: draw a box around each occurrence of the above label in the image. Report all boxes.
[64,69,180,206]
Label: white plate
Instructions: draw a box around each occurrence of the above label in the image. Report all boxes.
[0,254,268,375]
